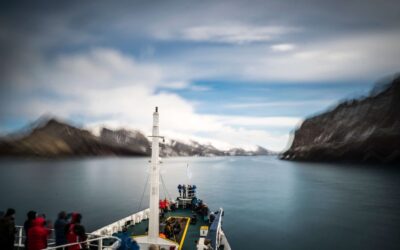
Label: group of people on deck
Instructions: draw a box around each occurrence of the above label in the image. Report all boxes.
[159,198,177,219]
[161,217,182,241]
[0,208,86,250]
[177,184,196,199]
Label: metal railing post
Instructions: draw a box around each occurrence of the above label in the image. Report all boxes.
[97,238,103,250]
[18,226,23,247]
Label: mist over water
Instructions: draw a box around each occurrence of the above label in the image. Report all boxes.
[1,156,399,250]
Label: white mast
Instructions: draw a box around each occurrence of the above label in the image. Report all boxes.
[135,107,178,249]
[148,106,160,240]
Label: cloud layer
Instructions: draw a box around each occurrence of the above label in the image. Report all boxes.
[1,0,399,151]
[158,25,295,44]
[1,48,300,150]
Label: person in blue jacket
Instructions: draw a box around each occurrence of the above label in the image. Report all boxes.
[54,211,70,246]
[118,227,139,250]
[177,184,182,197]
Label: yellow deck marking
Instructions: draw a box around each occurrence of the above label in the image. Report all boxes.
[179,217,191,250]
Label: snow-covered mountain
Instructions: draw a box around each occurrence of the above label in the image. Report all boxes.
[0,118,273,157]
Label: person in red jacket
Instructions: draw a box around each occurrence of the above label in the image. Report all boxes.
[164,199,170,211]
[66,213,86,250]
[27,217,51,250]
[159,200,166,210]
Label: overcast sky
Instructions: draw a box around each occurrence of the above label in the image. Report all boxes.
[0,0,399,151]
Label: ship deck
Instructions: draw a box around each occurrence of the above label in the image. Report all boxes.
[113,207,209,250]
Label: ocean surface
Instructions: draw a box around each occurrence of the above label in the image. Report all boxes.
[1,156,399,250]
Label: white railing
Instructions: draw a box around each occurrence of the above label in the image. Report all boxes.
[44,235,121,250]
[214,208,224,249]
[91,208,150,236]
[14,226,56,248]
[214,209,232,250]
[15,226,25,249]
[220,230,232,250]
[208,208,231,250]
[14,225,120,250]
[196,208,231,250]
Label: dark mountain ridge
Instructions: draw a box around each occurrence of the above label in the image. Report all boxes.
[0,118,273,157]
[281,74,400,164]
[0,119,148,157]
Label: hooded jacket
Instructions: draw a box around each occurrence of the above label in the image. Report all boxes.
[66,213,86,250]
[117,231,140,250]
[27,217,50,250]
[24,211,37,248]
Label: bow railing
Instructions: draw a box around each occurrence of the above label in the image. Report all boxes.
[14,225,120,250]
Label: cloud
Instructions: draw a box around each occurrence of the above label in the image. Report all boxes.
[167,32,400,82]
[224,100,337,109]
[157,25,296,44]
[271,43,296,52]
[188,85,211,92]
[2,47,295,151]
[2,0,400,151]
[1,0,400,85]
[244,32,400,82]
[211,115,302,128]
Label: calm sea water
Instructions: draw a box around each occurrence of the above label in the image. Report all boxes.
[1,156,399,249]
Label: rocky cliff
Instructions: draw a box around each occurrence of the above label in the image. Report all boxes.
[281,75,400,164]
[0,118,273,157]
[0,119,149,157]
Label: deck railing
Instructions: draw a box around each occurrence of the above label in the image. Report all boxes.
[207,208,225,250]
[14,226,26,249]
[14,206,231,250]
[91,208,150,236]
[44,235,120,250]
[14,225,120,250]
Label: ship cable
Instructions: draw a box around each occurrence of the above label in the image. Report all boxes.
[137,172,150,212]
[160,173,172,201]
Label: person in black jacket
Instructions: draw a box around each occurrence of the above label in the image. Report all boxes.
[0,208,16,250]
[177,184,182,197]
[24,210,37,248]
[182,184,187,198]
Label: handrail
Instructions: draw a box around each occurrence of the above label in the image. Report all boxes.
[206,208,224,249]
[15,225,57,246]
[91,208,150,236]
[44,235,121,250]
[14,225,120,250]
[15,225,24,248]
[216,209,223,248]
